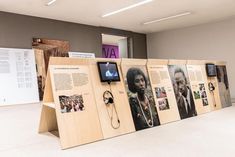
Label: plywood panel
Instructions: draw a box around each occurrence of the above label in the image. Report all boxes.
[90,58,135,139]
[48,57,103,149]
[200,64,215,112]
[215,62,232,108]
[205,61,222,110]
[147,59,168,65]
[187,60,206,65]
[42,69,53,103]
[38,105,58,133]
[168,63,197,119]
[34,49,46,100]
[121,58,146,65]
[168,59,187,65]
[121,59,160,131]
[147,60,180,124]
[216,61,227,65]
[186,64,211,114]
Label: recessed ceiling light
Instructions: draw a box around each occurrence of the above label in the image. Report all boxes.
[46,0,57,6]
[102,0,153,18]
[143,12,192,25]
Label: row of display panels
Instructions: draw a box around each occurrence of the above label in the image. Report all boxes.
[41,57,232,149]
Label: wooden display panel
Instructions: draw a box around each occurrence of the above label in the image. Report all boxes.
[121,59,160,131]
[186,60,212,114]
[147,59,180,124]
[89,58,135,139]
[215,61,232,108]
[38,70,57,134]
[168,59,187,65]
[38,57,103,149]
[205,60,222,110]
[34,49,47,100]
[168,59,198,119]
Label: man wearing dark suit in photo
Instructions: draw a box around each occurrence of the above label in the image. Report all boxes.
[174,68,197,119]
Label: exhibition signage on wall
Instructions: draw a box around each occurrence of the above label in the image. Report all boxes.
[68,51,95,58]
[0,48,39,106]
[102,44,119,58]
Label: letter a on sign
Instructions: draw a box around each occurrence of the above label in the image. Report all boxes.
[110,48,117,58]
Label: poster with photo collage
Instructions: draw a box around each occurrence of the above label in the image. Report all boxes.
[147,61,180,124]
[187,64,211,114]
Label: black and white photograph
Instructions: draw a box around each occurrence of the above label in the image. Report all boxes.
[216,65,232,107]
[202,98,209,106]
[201,91,207,99]
[199,83,205,91]
[59,94,85,113]
[123,65,160,131]
[158,98,170,111]
[168,65,197,119]
[155,87,167,98]
[198,83,208,106]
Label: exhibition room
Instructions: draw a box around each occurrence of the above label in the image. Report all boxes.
[1,0,235,156]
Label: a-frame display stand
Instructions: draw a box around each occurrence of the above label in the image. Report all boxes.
[38,68,58,136]
[38,57,103,149]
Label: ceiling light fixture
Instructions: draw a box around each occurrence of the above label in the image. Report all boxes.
[143,12,192,25]
[46,0,57,6]
[102,0,153,18]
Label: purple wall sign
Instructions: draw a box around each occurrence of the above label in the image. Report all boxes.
[102,44,119,58]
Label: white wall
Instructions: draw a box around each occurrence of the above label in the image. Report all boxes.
[118,38,128,58]
[147,16,235,99]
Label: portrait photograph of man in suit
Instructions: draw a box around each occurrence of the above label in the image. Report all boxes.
[168,65,197,119]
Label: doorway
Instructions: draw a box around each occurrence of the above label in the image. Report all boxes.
[102,34,133,58]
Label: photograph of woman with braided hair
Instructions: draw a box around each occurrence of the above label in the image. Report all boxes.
[124,66,160,131]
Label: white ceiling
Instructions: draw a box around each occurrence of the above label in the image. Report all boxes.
[1,0,235,33]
